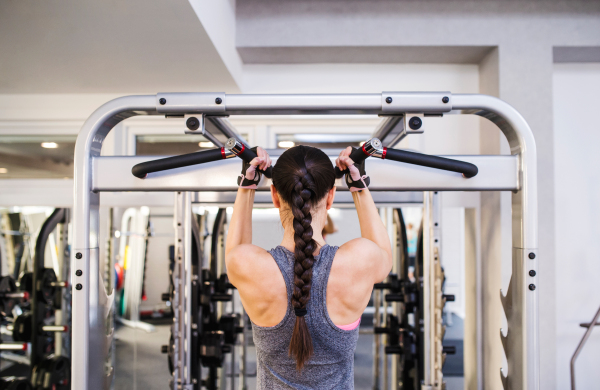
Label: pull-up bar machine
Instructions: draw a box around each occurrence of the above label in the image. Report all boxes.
[71,92,537,390]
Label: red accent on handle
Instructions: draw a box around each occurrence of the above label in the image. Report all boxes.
[382,147,387,159]
[361,144,370,156]
[220,147,226,159]
[63,325,69,332]
[22,291,29,301]
[21,343,27,351]
[238,144,246,155]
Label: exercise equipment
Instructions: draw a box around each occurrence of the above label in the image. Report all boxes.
[28,209,70,372]
[164,207,244,389]
[71,91,539,390]
[0,276,27,318]
[30,355,70,390]
[1,209,71,390]
[0,377,32,390]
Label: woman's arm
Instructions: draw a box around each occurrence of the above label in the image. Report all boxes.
[225,147,271,258]
[225,188,256,256]
[336,147,393,280]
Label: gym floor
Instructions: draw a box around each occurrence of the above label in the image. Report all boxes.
[113,314,464,390]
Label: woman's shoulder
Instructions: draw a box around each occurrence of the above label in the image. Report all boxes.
[227,245,277,281]
[333,238,387,278]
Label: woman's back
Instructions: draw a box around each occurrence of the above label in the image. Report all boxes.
[225,145,392,389]
[252,245,359,389]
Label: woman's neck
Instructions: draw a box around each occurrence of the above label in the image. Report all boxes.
[280,226,326,255]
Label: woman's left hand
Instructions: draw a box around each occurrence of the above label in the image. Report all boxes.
[238,147,272,188]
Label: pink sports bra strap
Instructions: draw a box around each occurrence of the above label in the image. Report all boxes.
[336,318,361,331]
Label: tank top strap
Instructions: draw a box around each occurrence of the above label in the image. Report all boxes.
[267,246,294,304]
[309,244,339,315]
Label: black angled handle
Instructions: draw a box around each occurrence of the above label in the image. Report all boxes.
[384,148,478,178]
[131,148,226,179]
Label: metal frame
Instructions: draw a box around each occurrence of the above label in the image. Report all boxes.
[173,192,194,389]
[72,92,538,390]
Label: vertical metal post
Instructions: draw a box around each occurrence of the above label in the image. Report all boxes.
[422,192,433,389]
[239,309,248,390]
[383,207,393,390]
[230,298,236,390]
[55,213,70,357]
[373,288,381,390]
[390,210,400,390]
[218,217,228,390]
[174,192,193,390]
[432,192,443,389]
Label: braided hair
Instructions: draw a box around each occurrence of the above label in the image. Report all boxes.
[271,145,336,370]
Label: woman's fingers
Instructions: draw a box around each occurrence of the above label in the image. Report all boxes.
[255,146,271,171]
[250,157,264,167]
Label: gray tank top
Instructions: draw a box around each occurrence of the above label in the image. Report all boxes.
[251,244,360,390]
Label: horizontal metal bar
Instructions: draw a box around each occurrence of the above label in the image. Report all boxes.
[93,154,518,192]
[192,191,423,206]
[152,92,452,115]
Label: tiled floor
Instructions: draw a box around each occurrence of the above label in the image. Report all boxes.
[113,314,465,389]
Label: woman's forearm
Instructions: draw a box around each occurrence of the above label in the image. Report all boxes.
[352,189,392,258]
[225,188,255,256]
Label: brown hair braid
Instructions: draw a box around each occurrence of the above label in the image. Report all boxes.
[271,145,336,370]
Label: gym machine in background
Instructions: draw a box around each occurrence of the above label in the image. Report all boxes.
[163,203,247,390]
[0,208,72,389]
[72,91,538,390]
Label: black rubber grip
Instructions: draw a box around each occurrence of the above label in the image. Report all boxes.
[132,148,224,178]
[236,147,273,179]
[334,147,369,178]
[384,148,478,178]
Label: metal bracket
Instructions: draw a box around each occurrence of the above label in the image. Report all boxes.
[156,92,226,114]
[404,113,425,135]
[381,92,452,114]
[183,114,224,147]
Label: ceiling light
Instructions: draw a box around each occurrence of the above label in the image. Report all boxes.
[41,142,58,149]
[0,168,7,174]
[278,141,295,148]
[198,141,214,148]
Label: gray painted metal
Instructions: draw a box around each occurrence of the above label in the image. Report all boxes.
[192,191,424,206]
[72,92,538,390]
[173,192,194,390]
[93,155,518,192]
[206,116,251,149]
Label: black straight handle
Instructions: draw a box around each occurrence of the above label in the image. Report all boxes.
[132,148,226,178]
[384,148,478,178]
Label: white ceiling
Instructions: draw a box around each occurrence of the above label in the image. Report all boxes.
[0,0,240,93]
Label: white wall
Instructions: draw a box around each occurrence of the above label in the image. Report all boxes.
[242,63,481,155]
[553,63,600,389]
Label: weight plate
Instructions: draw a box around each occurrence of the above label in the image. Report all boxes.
[12,312,32,342]
[0,377,32,390]
[38,269,57,305]
[0,276,18,315]
[33,355,70,390]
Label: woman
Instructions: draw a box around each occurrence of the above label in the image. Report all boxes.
[225,145,392,389]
